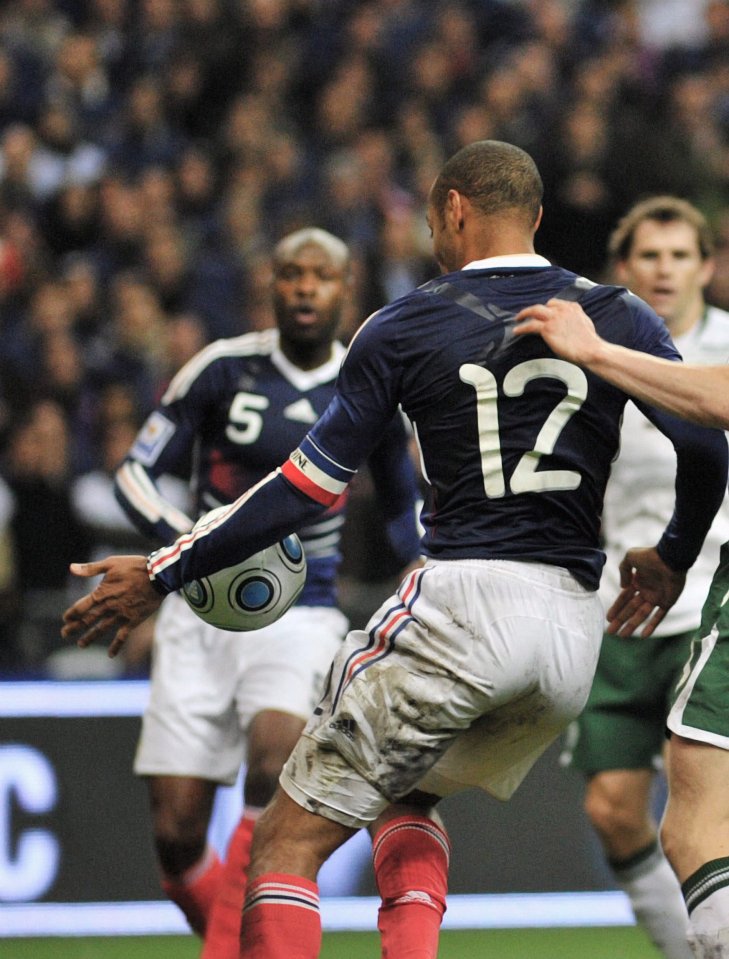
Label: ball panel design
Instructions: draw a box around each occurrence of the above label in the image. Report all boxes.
[181,533,306,632]
[233,574,278,612]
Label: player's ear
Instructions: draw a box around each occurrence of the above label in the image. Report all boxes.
[699,255,715,290]
[446,189,465,231]
[614,260,628,284]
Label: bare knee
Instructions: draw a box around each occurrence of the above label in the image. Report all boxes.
[584,770,656,860]
[367,790,443,840]
[147,776,216,876]
[249,788,355,882]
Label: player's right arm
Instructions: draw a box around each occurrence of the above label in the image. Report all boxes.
[114,340,235,544]
[62,293,400,655]
[114,410,196,545]
[513,298,729,429]
[146,308,405,594]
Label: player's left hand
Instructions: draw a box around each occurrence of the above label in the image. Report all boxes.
[61,556,165,658]
[606,546,686,638]
[513,299,604,364]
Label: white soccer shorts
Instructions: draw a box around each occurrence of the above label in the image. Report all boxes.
[134,592,347,784]
[281,559,604,828]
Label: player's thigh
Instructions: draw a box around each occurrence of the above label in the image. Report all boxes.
[663,735,729,878]
[134,593,246,785]
[666,736,729,820]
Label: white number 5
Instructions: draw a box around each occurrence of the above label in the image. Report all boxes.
[226,392,269,444]
[459,358,588,497]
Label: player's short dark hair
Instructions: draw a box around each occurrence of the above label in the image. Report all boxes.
[429,140,543,226]
[608,196,715,263]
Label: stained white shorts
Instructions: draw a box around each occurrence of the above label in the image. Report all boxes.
[281,559,604,828]
[134,592,347,785]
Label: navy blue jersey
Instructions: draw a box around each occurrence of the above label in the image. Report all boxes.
[117,328,421,606]
[149,262,728,594]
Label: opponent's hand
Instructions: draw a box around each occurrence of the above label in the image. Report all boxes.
[513,299,603,364]
[61,555,165,658]
[606,546,686,638]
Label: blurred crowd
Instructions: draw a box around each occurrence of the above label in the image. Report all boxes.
[0,0,728,677]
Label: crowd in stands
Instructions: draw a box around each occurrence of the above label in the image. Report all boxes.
[0,0,728,677]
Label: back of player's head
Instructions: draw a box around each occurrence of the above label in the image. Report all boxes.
[608,196,715,263]
[430,140,543,228]
[273,228,350,273]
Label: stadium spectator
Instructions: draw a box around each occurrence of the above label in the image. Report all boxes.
[8,397,91,675]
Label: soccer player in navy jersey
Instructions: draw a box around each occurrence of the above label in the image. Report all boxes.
[109,227,422,957]
[63,141,729,959]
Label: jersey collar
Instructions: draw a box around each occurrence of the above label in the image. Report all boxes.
[271,333,346,391]
[462,254,552,271]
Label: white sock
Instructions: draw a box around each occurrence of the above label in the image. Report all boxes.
[612,841,692,959]
[683,859,729,958]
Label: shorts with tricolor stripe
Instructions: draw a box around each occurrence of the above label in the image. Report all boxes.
[280,557,604,829]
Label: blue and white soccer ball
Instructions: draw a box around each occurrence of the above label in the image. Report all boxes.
[182,534,307,632]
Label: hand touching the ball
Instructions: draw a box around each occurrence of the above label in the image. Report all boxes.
[62,556,165,658]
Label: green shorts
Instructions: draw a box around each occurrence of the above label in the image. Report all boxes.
[564,628,695,775]
[667,552,729,748]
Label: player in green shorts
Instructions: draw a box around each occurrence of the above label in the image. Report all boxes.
[668,543,729,749]
[513,277,729,958]
[564,198,729,959]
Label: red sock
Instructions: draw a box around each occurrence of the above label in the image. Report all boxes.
[372,816,450,959]
[161,845,223,936]
[239,872,321,958]
[201,814,257,959]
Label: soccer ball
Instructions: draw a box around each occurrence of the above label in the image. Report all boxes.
[182,534,307,631]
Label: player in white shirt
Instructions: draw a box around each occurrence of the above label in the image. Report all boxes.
[563,197,729,959]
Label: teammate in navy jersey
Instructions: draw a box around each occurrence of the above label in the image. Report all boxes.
[63,141,728,959]
[110,227,422,957]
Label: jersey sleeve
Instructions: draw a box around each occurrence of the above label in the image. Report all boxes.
[113,348,229,544]
[364,412,422,568]
[114,412,196,546]
[281,308,406,498]
[625,294,729,571]
[635,403,728,571]
[146,309,408,592]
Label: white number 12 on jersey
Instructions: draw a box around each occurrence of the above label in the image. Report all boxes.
[459,358,588,497]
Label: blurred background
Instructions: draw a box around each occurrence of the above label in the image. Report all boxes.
[0,0,726,938]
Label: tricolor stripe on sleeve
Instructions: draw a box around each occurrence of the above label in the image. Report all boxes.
[147,471,276,579]
[281,436,354,507]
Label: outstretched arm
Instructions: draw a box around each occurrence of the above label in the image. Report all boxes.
[513,299,729,429]
[61,556,164,657]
